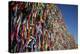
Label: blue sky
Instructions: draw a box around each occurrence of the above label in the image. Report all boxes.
[57,4,78,43]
